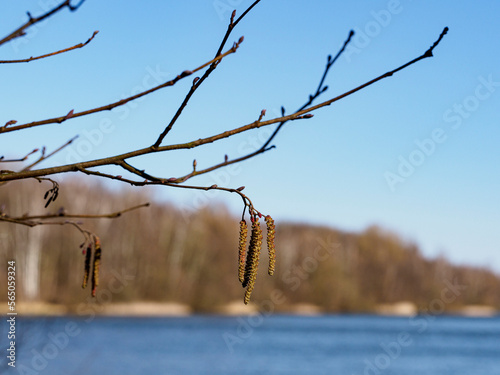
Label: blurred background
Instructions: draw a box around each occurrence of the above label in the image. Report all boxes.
[1,178,499,314]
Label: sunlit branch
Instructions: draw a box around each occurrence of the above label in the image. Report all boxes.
[0,148,39,163]
[0,27,448,184]
[151,0,262,148]
[6,202,150,221]
[75,166,254,214]
[22,136,78,171]
[0,31,98,64]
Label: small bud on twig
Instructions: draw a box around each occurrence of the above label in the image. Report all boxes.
[64,109,74,121]
[236,186,245,191]
[293,114,314,120]
[4,120,17,127]
[258,109,266,122]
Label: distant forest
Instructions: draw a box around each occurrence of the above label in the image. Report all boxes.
[1,178,499,313]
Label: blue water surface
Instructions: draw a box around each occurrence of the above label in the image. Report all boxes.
[2,314,500,374]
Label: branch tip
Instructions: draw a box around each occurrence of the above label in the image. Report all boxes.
[425,26,449,57]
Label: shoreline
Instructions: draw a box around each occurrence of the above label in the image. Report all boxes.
[1,301,498,318]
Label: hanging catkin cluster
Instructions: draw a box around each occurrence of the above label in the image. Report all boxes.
[81,235,102,297]
[238,215,276,304]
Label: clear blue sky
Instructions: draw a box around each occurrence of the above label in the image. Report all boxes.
[1,1,499,271]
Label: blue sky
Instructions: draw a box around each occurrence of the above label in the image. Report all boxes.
[1,1,499,271]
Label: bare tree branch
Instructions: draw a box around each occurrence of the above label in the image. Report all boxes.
[0,31,98,64]
[3,202,150,222]
[13,137,78,174]
[75,164,250,203]
[0,0,86,47]
[185,29,356,181]
[0,27,449,186]
[0,201,149,262]
[0,148,39,163]
[152,0,262,148]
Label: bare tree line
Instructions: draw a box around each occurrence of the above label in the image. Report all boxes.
[0,178,498,312]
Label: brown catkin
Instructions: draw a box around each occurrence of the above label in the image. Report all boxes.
[244,219,262,304]
[244,284,253,305]
[242,218,258,288]
[242,231,255,288]
[265,215,276,276]
[91,237,102,297]
[82,244,92,289]
[238,220,248,284]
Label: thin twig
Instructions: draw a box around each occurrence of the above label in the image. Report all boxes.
[0,31,98,64]
[7,202,150,221]
[22,136,78,171]
[0,148,39,163]
[0,0,86,47]
[76,166,252,211]
[262,29,355,152]
[152,0,262,148]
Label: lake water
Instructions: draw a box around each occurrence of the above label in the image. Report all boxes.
[3,314,500,374]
